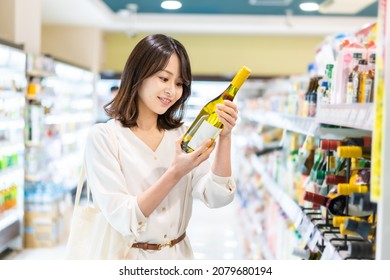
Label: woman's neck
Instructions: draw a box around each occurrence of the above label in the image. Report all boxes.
[134,112,159,132]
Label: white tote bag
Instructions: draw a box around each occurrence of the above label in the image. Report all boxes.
[65,124,133,259]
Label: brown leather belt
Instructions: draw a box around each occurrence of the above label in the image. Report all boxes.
[132,232,186,251]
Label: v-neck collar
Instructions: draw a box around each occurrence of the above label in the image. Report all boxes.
[127,127,166,154]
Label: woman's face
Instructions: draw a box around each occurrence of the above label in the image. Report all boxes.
[137,53,184,117]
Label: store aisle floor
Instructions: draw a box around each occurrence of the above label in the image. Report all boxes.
[4,197,244,260]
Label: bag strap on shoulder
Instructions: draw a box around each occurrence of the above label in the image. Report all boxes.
[74,120,119,206]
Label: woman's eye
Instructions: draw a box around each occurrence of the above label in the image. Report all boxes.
[176,82,183,87]
[159,77,168,82]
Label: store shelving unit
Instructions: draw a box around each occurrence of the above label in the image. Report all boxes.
[238,102,378,259]
[235,4,389,258]
[23,55,95,248]
[373,0,390,260]
[0,39,27,253]
[316,104,374,131]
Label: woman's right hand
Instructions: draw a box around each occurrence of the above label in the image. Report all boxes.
[170,137,216,179]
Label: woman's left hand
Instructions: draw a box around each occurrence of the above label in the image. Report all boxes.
[216,100,238,137]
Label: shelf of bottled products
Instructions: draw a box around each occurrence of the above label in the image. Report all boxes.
[250,155,344,260]
[238,104,378,260]
[235,8,389,259]
[243,104,374,138]
[1,38,96,253]
[0,40,27,252]
[23,55,95,249]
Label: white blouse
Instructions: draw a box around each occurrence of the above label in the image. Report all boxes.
[84,119,236,259]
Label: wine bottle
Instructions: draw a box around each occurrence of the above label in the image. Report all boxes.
[347,241,375,259]
[344,219,375,239]
[336,183,368,195]
[181,66,251,153]
[303,191,373,217]
[320,137,372,151]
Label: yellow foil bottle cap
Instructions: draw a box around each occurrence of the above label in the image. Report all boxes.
[333,216,348,227]
[339,224,356,236]
[337,183,368,195]
[337,146,363,158]
[333,216,364,227]
[231,66,252,89]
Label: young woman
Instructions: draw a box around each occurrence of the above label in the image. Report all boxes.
[85,34,238,259]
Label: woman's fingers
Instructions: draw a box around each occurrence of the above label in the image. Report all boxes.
[216,102,238,124]
[193,138,212,157]
[216,109,236,127]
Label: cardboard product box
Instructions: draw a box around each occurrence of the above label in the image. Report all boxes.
[24,211,58,248]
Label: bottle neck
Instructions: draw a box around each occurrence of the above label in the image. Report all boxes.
[221,84,239,101]
[303,191,329,206]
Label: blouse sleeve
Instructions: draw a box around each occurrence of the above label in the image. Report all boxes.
[191,159,236,208]
[84,123,147,239]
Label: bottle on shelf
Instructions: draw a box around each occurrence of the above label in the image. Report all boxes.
[350,192,378,213]
[300,136,316,176]
[320,137,372,151]
[181,66,251,153]
[308,77,321,117]
[343,218,375,239]
[346,63,360,104]
[302,76,320,117]
[318,64,334,104]
[346,241,375,259]
[364,53,376,103]
[337,145,371,159]
[326,174,348,185]
[336,183,368,195]
[303,191,373,217]
[292,247,322,260]
[357,59,368,103]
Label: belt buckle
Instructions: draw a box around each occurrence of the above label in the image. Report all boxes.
[158,240,172,250]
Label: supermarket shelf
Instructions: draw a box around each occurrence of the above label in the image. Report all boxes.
[0,209,22,232]
[26,69,55,78]
[243,110,317,136]
[0,167,24,185]
[0,119,24,130]
[44,113,94,124]
[0,209,23,253]
[250,154,343,260]
[243,105,374,137]
[316,103,374,131]
[0,142,24,153]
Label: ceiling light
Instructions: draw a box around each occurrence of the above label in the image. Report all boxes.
[319,0,377,14]
[161,1,182,10]
[249,0,292,6]
[299,2,319,12]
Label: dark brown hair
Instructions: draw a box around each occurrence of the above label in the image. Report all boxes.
[104,34,192,130]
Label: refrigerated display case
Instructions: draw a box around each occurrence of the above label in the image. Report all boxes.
[23,55,95,248]
[0,39,27,253]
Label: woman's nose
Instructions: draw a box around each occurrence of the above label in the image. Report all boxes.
[165,81,175,96]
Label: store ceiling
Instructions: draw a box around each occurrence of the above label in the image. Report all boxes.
[102,0,378,17]
[42,0,379,35]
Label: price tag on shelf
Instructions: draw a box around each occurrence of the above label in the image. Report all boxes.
[356,109,368,129]
[321,243,336,260]
[307,229,321,251]
[366,107,374,130]
[348,109,359,125]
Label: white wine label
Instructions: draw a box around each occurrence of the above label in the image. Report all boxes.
[187,121,221,151]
